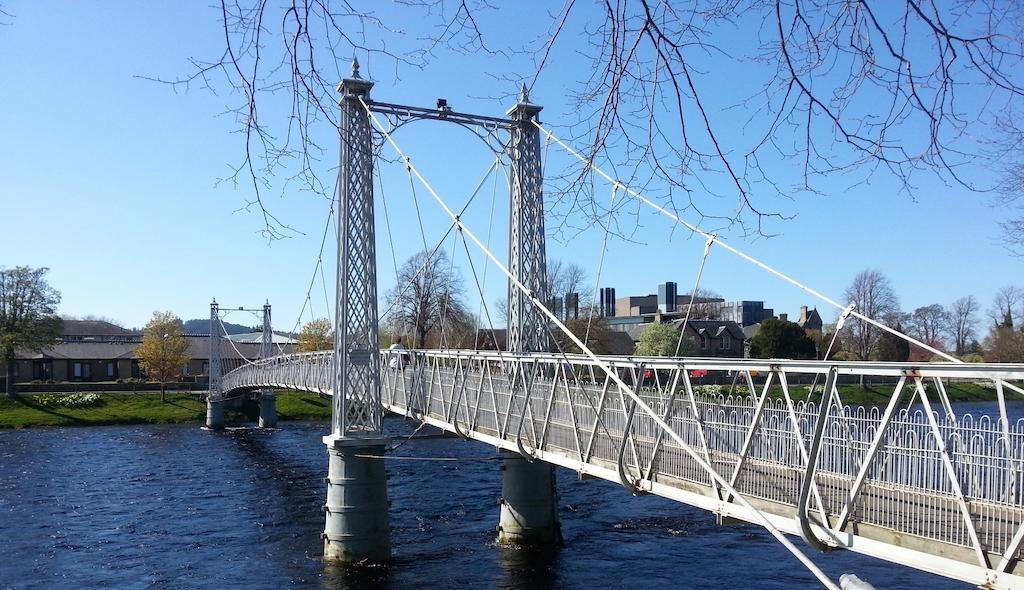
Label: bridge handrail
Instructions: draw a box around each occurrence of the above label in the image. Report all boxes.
[229,348,1024,380]
[217,347,1024,587]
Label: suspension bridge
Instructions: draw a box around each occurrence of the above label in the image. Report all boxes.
[203,61,1024,590]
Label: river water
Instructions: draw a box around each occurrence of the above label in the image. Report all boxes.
[2,404,1019,589]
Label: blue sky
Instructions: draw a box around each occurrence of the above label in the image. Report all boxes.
[1,2,1020,333]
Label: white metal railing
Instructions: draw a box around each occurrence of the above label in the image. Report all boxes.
[222,350,1024,589]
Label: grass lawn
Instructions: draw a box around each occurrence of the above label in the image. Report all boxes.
[0,390,331,429]
[276,391,333,421]
[722,381,1003,406]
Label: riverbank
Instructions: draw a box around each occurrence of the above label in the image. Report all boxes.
[1,382,1014,429]
[0,391,332,429]
[758,381,1004,405]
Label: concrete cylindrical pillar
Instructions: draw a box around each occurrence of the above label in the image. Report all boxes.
[323,435,391,563]
[258,393,277,428]
[497,450,561,545]
[206,399,224,430]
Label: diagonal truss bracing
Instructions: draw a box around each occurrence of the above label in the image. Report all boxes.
[223,352,1024,589]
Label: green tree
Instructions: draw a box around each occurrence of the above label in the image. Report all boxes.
[555,317,615,355]
[874,322,910,362]
[748,319,816,359]
[984,326,1024,362]
[636,323,681,357]
[0,266,62,396]
[297,318,333,352]
[135,311,191,401]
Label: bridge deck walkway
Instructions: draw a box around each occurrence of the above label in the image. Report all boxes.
[221,350,1024,588]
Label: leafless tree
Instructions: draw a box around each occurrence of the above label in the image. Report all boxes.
[989,286,1022,328]
[842,270,900,362]
[540,1,1024,236]
[384,249,470,349]
[947,296,980,356]
[156,1,1024,241]
[679,287,722,320]
[496,257,588,320]
[906,304,949,351]
[148,2,492,239]
[992,126,1024,255]
[547,259,588,301]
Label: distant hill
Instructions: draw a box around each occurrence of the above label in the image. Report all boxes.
[182,318,256,335]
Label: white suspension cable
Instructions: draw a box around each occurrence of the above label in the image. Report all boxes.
[535,122,1024,399]
[405,157,438,347]
[437,229,460,349]
[584,182,618,347]
[674,232,716,355]
[361,97,839,590]
[458,230,510,374]
[319,259,332,327]
[823,304,856,361]
[218,315,257,366]
[474,154,504,349]
[806,305,857,398]
[381,156,503,344]
[286,184,338,353]
[378,166,407,344]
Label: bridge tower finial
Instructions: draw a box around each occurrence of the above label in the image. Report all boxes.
[351,56,361,79]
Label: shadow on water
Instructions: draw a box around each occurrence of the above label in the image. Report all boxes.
[219,426,328,511]
[321,561,393,590]
[496,544,561,590]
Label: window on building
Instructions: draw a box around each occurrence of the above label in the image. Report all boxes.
[202,362,209,375]
[107,362,116,379]
[73,362,83,378]
[720,334,731,350]
[700,334,708,349]
[32,361,52,380]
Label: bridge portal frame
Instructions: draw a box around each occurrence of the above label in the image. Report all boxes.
[328,69,560,554]
[206,300,275,429]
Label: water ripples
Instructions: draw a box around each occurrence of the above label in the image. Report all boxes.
[0,419,974,589]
